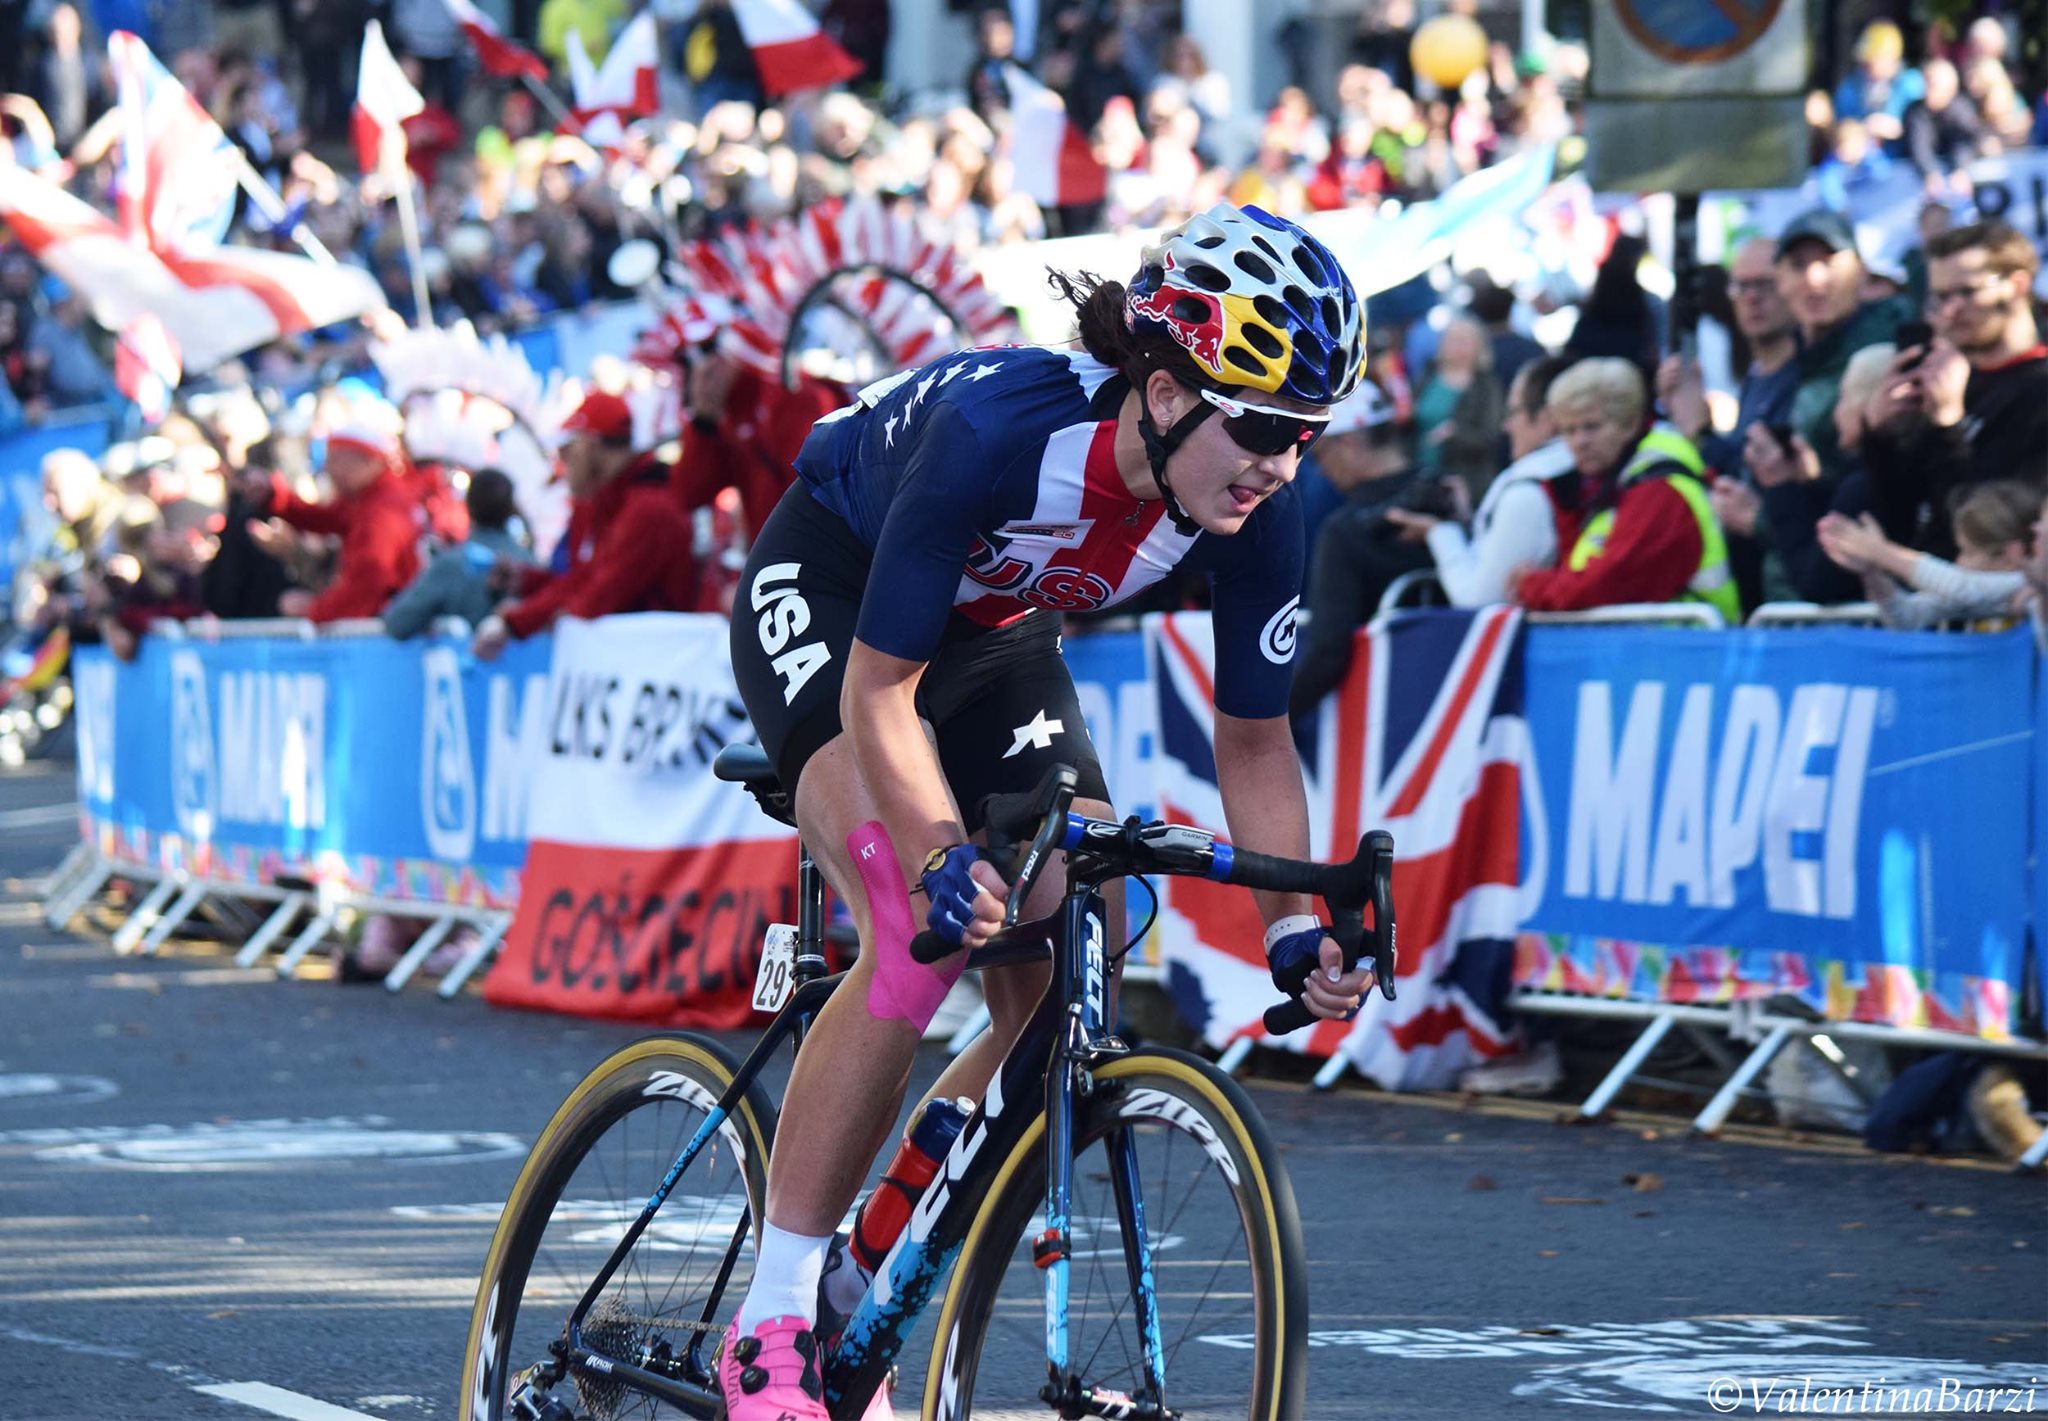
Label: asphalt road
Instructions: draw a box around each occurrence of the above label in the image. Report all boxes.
[0,758,2042,1421]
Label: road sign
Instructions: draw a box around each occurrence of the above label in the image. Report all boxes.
[1587,0,1809,191]
[1615,0,1784,67]
[1593,0,1805,99]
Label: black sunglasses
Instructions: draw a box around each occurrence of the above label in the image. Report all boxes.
[1199,388,1331,456]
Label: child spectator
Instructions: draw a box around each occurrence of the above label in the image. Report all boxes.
[1818,481,2042,629]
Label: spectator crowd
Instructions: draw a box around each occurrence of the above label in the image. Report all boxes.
[4,5,2046,673]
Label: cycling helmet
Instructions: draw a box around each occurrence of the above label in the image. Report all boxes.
[1126,203,1366,406]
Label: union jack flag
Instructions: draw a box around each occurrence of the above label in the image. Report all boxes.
[1148,606,1527,1089]
[108,31,241,253]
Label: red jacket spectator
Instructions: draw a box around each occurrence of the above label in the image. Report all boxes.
[502,454,698,635]
[489,392,699,643]
[1516,472,1704,610]
[262,424,424,622]
[408,459,471,545]
[672,357,845,543]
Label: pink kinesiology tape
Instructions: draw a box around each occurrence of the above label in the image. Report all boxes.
[847,820,967,1030]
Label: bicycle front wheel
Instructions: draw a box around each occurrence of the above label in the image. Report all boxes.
[925,1047,1307,1421]
[459,1034,776,1421]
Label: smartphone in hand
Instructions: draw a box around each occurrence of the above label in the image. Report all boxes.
[1895,319,1934,371]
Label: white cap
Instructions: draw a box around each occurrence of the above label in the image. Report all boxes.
[1322,379,1396,438]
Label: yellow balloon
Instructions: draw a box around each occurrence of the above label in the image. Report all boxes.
[1409,14,1489,90]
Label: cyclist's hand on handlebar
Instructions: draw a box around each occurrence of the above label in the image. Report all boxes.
[1268,922,1374,1022]
[920,844,1009,949]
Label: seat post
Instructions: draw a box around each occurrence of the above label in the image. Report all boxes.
[795,842,830,980]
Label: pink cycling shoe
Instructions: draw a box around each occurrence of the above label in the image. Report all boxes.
[717,1314,828,1420]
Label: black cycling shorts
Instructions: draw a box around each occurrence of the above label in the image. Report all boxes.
[729,484,1109,833]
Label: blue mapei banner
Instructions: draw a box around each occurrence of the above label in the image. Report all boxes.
[1518,625,2036,1036]
[73,632,552,908]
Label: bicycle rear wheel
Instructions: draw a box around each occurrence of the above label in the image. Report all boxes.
[925,1047,1306,1421]
[459,1035,776,1421]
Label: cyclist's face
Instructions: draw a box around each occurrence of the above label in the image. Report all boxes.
[1147,375,1315,534]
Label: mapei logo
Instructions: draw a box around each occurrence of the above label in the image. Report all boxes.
[168,650,217,839]
[421,648,477,862]
[1564,680,1881,919]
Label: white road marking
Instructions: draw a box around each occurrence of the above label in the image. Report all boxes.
[0,803,75,831]
[194,1381,388,1421]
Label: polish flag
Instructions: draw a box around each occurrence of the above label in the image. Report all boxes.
[1004,62,1107,209]
[566,11,659,151]
[730,0,863,98]
[440,0,549,83]
[0,165,383,371]
[352,20,425,176]
[116,312,182,423]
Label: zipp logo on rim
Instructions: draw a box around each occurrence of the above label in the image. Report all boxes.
[1119,1088,1239,1184]
[641,1070,750,1162]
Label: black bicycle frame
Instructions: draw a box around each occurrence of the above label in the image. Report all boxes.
[536,886,1135,1420]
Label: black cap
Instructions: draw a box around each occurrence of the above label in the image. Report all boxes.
[1775,209,1860,261]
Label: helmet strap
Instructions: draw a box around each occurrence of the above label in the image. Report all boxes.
[1136,391,1214,537]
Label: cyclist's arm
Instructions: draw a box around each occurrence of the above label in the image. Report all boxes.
[844,402,1010,917]
[1212,710,1314,926]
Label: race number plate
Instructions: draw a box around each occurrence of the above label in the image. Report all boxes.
[752,924,800,1013]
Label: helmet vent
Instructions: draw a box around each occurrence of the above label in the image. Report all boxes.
[1243,324,1284,358]
[1182,262,1231,294]
[1281,284,1314,320]
[1226,347,1267,377]
[1172,295,1212,323]
[1193,234,1225,249]
[1233,250,1276,283]
[1292,246,1323,279]
[1253,294,1290,333]
[1321,296,1341,333]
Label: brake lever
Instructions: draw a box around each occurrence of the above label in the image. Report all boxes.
[1259,829,1397,1035]
[908,765,1078,965]
[1003,772,1076,928]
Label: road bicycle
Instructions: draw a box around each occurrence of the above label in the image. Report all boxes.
[460,745,1396,1421]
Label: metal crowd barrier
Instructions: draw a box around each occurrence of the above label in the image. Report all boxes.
[1502,602,2047,1168]
[51,615,510,999]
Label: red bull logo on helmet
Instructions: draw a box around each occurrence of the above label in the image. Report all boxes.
[1127,258,1226,376]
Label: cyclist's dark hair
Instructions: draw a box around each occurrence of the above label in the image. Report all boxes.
[1048,268,1211,398]
[466,467,519,531]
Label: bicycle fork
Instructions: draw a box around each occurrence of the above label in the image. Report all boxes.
[1038,891,1171,1419]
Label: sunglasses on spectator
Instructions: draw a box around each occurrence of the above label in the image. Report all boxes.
[1729,278,1778,297]
[1198,388,1332,456]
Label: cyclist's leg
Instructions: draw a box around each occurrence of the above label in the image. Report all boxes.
[922,614,1121,1103]
[926,793,1123,1105]
[762,728,949,1243]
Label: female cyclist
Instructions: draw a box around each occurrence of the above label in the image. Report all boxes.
[720,202,1375,1418]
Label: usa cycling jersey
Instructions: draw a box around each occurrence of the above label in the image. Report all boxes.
[792,346,1304,719]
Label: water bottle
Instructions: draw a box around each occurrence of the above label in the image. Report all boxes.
[848,1096,975,1276]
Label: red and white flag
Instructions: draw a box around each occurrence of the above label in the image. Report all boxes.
[0,166,383,371]
[565,11,659,151]
[352,20,425,176]
[731,0,863,98]
[1004,62,1107,208]
[440,0,549,82]
[115,312,182,423]
[107,30,242,252]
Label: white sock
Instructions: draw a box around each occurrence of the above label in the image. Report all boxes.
[737,1222,831,1332]
[819,1233,873,1318]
